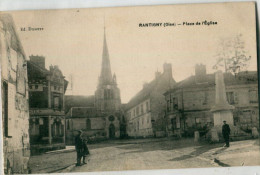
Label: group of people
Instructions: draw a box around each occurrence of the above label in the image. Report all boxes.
[75,130,90,166]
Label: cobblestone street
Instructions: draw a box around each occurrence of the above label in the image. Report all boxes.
[28,138,260,174]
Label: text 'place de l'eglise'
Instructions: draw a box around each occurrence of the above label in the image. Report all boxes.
[1,14,259,173]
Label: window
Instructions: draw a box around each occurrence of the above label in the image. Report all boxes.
[3,82,9,137]
[52,119,64,137]
[86,119,91,130]
[110,90,113,99]
[249,90,258,103]
[67,120,70,130]
[137,106,139,116]
[104,89,113,100]
[203,92,208,105]
[146,101,149,112]
[172,97,178,110]
[141,104,144,114]
[104,102,107,110]
[40,117,49,137]
[171,118,176,130]
[167,100,170,112]
[54,96,60,109]
[226,92,238,104]
[195,117,201,128]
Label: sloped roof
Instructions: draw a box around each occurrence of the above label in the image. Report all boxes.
[27,61,50,77]
[164,71,258,95]
[64,95,95,113]
[126,72,175,110]
[66,107,99,118]
[126,79,157,110]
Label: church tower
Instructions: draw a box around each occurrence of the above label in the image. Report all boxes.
[95,28,121,112]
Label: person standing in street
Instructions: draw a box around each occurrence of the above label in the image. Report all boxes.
[75,130,84,166]
[82,138,90,164]
[222,121,231,147]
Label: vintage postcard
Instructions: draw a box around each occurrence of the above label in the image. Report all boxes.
[0,2,259,174]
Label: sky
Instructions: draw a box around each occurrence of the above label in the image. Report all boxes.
[7,2,257,103]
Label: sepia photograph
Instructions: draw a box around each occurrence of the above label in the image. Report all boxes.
[0,1,259,174]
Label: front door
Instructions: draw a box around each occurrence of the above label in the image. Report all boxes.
[109,124,115,139]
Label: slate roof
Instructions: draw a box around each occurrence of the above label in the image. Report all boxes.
[27,61,50,76]
[66,107,99,118]
[64,95,95,113]
[164,71,258,95]
[27,61,69,93]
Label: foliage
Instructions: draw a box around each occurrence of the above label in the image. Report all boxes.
[213,34,251,75]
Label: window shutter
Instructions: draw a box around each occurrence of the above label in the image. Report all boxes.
[234,92,239,104]
[51,124,55,137]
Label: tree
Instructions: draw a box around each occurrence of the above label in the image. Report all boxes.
[213,34,251,75]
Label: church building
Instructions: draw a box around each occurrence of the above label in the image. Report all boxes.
[65,29,125,144]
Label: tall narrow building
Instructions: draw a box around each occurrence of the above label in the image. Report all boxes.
[95,29,121,112]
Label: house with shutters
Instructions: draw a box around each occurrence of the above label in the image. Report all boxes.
[125,63,176,138]
[164,64,259,137]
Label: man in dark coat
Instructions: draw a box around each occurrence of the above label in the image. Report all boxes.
[222,121,231,147]
[75,130,84,166]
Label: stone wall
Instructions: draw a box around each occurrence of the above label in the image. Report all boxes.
[1,14,30,174]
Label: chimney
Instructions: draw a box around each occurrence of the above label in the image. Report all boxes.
[195,64,207,83]
[29,55,45,69]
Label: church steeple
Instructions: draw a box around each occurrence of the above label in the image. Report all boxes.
[99,27,113,85]
[95,25,121,112]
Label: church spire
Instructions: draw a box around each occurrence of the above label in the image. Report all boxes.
[100,27,113,85]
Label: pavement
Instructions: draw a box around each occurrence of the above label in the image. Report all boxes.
[210,139,260,167]
[28,138,260,174]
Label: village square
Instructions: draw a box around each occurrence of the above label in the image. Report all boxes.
[1,4,260,174]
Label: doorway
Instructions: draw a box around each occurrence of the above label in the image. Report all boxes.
[109,124,115,139]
